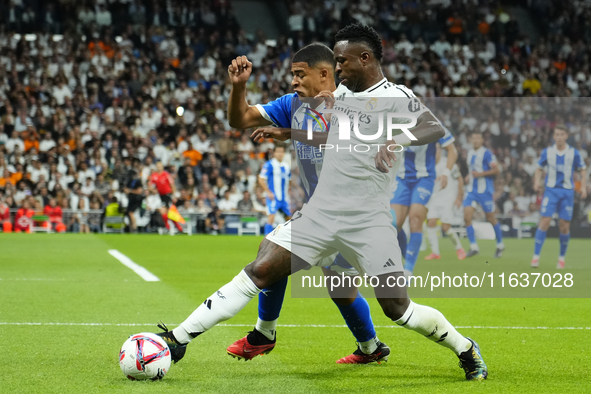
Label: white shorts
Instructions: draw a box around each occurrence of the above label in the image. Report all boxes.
[268,205,403,277]
[266,216,359,276]
[426,193,458,224]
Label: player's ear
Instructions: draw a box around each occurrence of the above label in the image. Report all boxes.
[360,51,371,64]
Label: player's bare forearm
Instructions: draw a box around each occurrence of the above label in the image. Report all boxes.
[227,83,248,128]
[251,127,328,148]
[408,112,445,146]
[227,86,270,129]
[258,176,269,192]
[580,168,587,198]
[533,168,543,190]
[445,144,458,169]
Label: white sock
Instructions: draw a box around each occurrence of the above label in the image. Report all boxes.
[446,229,463,250]
[395,301,471,355]
[173,270,261,344]
[497,242,505,249]
[470,243,479,251]
[358,336,380,354]
[427,227,440,255]
[255,318,278,341]
[533,254,540,260]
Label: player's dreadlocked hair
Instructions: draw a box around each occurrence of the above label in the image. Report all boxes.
[334,23,383,61]
[292,43,336,69]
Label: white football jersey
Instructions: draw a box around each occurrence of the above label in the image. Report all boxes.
[307,78,430,214]
[432,159,461,201]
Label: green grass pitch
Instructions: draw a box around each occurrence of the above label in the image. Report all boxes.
[1,234,590,393]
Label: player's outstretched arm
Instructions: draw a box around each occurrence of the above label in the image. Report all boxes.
[251,127,328,147]
[533,167,543,192]
[579,168,587,199]
[408,111,446,146]
[440,144,458,189]
[227,56,271,129]
[375,111,445,173]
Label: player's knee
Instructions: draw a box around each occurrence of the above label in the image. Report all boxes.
[330,296,356,306]
[244,260,273,289]
[328,285,358,303]
[381,298,410,321]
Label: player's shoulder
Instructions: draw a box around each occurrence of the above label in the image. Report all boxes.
[372,81,417,98]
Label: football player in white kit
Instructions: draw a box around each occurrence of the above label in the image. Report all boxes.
[424,143,467,260]
[157,23,488,381]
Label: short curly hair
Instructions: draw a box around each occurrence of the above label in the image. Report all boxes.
[334,23,383,61]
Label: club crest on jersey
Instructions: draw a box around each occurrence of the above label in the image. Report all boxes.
[366,98,378,110]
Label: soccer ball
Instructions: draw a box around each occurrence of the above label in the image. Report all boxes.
[119,332,171,380]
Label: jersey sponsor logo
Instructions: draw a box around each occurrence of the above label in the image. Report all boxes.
[296,142,323,163]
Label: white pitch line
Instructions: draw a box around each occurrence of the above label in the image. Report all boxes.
[108,249,160,282]
[0,322,589,330]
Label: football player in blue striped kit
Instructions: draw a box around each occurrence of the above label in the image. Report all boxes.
[259,144,291,235]
[463,131,504,258]
[531,125,587,269]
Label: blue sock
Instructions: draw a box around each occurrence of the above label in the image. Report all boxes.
[559,233,570,258]
[334,292,376,342]
[493,223,504,246]
[397,228,407,257]
[404,232,422,273]
[264,223,274,235]
[258,277,288,321]
[466,225,477,247]
[533,229,547,256]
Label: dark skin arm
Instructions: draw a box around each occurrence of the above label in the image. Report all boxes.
[375,111,445,173]
[251,127,328,148]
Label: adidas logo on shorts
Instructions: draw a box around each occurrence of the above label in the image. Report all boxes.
[383,258,396,268]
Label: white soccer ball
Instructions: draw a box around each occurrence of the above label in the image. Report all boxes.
[119,332,172,380]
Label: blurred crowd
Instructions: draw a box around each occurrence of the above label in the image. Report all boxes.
[0,0,590,234]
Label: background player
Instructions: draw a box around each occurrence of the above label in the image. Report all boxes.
[225,44,389,364]
[391,119,458,276]
[531,125,587,269]
[463,131,504,258]
[259,144,291,235]
[424,143,466,260]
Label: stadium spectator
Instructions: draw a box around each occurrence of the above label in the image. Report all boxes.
[14,200,34,233]
[205,205,224,235]
[44,198,66,233]
[218,190,237,211]
[237,191,254,212]
[0,197,12,232]
[76,199,90,234]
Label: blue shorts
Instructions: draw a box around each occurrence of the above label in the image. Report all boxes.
[391,177,435,206]
[266,198,291,216]
[541,188,574,221]
[463,192,495,213]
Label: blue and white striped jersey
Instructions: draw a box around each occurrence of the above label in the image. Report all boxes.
[466,147,497,194]
[259,158,291,201]
[256,93,326,201]
[397,125,455,179]
[538,144,586,190]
